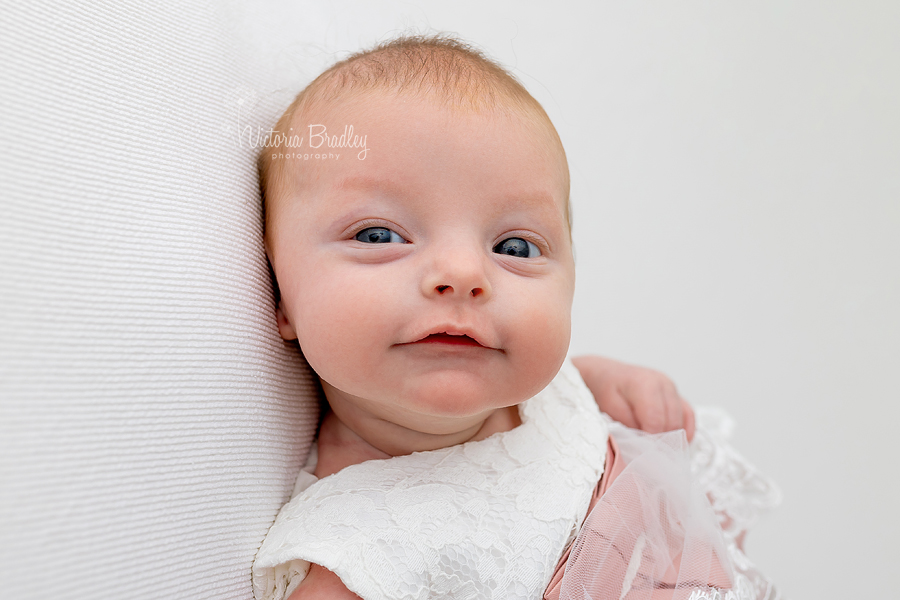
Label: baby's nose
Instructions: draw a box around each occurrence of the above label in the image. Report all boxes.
[434,283,486,297]
[422,249,492,300]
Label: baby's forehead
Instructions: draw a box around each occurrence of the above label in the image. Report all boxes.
[292,86,567,170]
[296,93,563,182]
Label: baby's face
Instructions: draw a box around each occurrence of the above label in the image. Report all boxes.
[267,90,574,435]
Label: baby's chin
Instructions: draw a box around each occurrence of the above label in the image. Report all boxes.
[396,369,553,419]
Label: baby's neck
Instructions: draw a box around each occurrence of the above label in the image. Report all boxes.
[313,404,522,479]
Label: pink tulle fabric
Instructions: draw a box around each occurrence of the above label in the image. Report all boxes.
[545,423,780,600]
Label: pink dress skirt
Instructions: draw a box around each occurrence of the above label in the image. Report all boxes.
[544,423,781,600]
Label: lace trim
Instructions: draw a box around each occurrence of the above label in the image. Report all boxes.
[692,407,783,600]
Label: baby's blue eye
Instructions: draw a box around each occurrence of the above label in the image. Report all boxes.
[355,227,407,244]
[493,238,541,258]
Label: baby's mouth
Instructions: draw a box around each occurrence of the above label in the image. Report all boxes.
[415,333,485,347]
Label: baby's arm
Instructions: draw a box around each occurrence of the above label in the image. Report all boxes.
[571,355,695,441]
[287,564,361,600]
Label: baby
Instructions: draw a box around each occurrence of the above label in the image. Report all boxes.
[253,35,773,600]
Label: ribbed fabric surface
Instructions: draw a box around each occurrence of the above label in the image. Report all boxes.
[0,2,319,599]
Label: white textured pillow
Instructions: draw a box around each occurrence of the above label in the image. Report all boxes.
[0,2,319,599]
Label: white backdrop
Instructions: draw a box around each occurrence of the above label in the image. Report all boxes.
[228,1,900,598]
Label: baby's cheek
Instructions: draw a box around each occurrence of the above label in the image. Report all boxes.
[506,294,571,396]
[521,280,571,347]
[294,271,399,384]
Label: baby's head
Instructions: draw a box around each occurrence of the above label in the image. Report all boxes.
[263,35,575,438]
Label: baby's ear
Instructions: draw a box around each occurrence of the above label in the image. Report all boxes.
[275,299,298,341]
[265,247,295,340]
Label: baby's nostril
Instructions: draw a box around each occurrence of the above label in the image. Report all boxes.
[437,285,450,293]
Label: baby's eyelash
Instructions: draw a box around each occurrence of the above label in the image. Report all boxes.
[347,219,405,239]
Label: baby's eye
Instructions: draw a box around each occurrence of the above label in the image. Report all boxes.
[493,237,541,258]
[355,227,407,244]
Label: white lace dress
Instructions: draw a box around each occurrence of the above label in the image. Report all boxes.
[251,362,781,600]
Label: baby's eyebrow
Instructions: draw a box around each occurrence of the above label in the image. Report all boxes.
[334,174,405,196]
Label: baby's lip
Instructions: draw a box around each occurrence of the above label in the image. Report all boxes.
[405,326,497,350]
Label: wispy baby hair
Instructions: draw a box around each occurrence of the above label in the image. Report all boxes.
[260,33,570,237]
